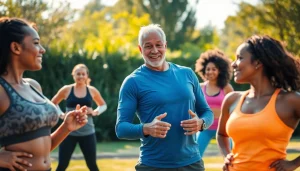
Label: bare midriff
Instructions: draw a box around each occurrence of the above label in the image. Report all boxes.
[211,108,221,118]
[5,136,52,171]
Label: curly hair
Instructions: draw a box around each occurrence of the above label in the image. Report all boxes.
[246,35,300,91]
[0,17,36,75]
[195,49,232,89]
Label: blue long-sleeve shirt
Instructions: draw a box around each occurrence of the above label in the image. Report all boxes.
[116,63,213,168]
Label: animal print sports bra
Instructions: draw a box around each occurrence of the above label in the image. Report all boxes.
[0,77,59,146]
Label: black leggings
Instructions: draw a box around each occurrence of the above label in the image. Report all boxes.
[55,133,99,171]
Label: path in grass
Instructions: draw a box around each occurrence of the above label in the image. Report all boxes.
[50,139,300,160]
[50,139,300,171]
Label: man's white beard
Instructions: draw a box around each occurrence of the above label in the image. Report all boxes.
[143,55,165,68]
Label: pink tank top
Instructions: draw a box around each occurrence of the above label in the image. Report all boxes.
[202,84,225,130]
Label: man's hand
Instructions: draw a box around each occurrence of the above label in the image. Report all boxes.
[180,110,203,135]
[143,112,171,138]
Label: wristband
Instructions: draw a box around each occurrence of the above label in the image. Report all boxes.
[95,104,107,116]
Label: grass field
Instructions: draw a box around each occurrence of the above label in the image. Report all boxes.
[51,141,141,154]
[50,139,300,171]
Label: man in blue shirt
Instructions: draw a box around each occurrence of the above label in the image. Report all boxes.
[116,24,213,170]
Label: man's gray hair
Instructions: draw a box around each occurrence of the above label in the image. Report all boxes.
[138,24,166,46]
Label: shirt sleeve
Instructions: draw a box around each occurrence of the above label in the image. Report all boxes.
[190,69,214,128]
[115,76,145,140]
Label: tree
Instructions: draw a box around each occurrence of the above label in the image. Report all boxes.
[119,0,199,50]
[221,0,300,58]
[80,0,105,16]
[258,0,300,55]
[0,0,75,46]
[50,1,150,57]
[220,2,261,58]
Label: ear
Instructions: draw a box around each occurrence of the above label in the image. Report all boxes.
[138,45,142,54]
[10,42,22,55]
[164,41,167,48]
[255,60,262,69]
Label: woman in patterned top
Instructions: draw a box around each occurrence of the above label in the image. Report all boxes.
[0,17,88,171]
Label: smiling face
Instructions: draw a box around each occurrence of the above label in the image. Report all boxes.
[18,26,46,71]
[204,62,220,81]
[73,67,89,84]
[138,31,167,71]
[232,43,259,83]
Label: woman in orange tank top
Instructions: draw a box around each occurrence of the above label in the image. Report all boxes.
[217,35,300,171]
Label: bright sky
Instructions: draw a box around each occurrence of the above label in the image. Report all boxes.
[65,0,259,29]
[195,0,259,29]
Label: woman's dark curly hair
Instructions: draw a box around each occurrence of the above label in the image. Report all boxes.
[246,35,300,91]
[195,49,232,89]
[0,17,36,75]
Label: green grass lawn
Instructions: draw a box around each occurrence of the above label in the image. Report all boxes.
[51,155,300,171]
[51,139,300,171]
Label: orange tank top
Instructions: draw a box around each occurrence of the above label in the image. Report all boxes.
[226,89,294,171]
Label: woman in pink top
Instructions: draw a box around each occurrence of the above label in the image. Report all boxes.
[195,49,233,157]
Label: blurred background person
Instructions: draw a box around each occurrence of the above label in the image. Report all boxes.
[195,49,233,157]
[52,64,107,171]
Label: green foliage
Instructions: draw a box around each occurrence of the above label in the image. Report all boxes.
[221,0,300,58]
[120,0,199,50]
[0,0,75,46]
[0,0,47,19]
[258,0,300,55]
[50,3,150,56]
[220,2,261,59]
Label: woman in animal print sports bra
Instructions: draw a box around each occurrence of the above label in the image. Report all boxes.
[0,17,88,171]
